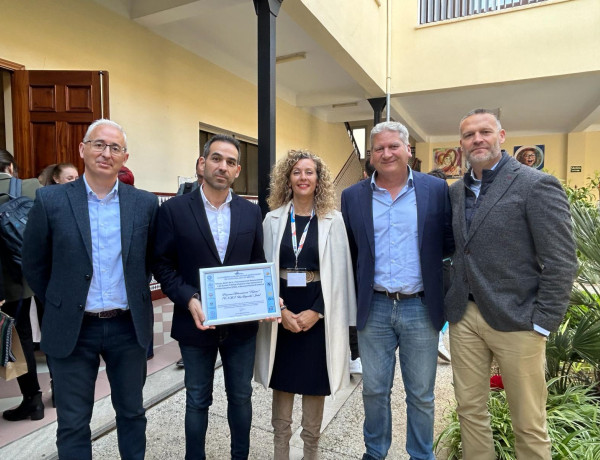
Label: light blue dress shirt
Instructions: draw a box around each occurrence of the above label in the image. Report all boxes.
[83,175,128,312]
[371,168,423,294]
[200,185,233,263]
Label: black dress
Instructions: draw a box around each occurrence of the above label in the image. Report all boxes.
[269,214,330,396]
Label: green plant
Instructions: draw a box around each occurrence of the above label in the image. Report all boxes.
[435,384,600,459]
[546,306,600,394]
[563,172,600,209]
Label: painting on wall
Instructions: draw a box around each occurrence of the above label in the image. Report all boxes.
[514,145,545,170]
[433,147,463,178]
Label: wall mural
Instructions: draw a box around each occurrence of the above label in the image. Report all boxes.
[514,145,545,170]
[432,147,463,178]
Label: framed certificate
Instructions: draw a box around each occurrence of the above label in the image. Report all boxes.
[200,262,280,326]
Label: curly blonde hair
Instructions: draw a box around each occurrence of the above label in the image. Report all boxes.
[267,149,336,218]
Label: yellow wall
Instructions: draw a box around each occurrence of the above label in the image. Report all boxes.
[0,0,352,192]
[417,132,573,181]
[566,131,600,189]
[287,0,387,94]
[392,0,600,93]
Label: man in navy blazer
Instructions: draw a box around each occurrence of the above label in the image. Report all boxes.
[341,121,454,460]
[22,120,158,460]
[153,134,265,460]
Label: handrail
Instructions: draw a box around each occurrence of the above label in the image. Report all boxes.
[420,0,548,24]
[344,122,361,159]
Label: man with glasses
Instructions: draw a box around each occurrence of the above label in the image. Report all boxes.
[23,119,158,460]
[341,121,454,460]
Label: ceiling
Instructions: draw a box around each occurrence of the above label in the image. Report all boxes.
[94,0,600,142]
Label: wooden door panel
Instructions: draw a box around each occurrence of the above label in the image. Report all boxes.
[12,70,109,178]
[29,85,56,111]
[30,122,56,176]
[65,85,93,112]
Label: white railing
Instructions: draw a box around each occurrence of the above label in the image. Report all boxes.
[419,0,548,24]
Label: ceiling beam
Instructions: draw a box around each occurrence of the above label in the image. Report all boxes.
[571,102,600,132]
[131,0,232,27]
[295,90,366,108]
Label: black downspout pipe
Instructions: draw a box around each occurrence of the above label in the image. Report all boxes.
[254,0,283,217]
[368,97,387,125]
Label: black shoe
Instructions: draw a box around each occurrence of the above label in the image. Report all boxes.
[176,358,184,368]
[3,393,45,421]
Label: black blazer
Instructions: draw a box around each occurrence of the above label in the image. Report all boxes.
[22,178,159,358]
[152,190,265,346]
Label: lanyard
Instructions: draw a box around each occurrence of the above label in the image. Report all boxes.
[290,203,315,269]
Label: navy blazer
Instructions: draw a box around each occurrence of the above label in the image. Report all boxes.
[152,190,265,346]
[341,172,454,331]
[22,178,159,358]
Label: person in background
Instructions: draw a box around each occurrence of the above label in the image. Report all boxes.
[117,165,134,186]
[176,157,204,196]
[341,122,454,460]
[37,164,57,186]
[0,149,44,422]
[446,109,577,459]
[255,150,356,460]
[22,119,159,459]
[52,163,79,184]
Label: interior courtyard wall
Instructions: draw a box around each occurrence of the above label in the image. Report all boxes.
[0,0,352,192]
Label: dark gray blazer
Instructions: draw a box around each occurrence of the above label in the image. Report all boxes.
[22,178,159,358]
[444,155,578,333]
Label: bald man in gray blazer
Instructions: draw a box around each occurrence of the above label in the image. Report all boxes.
[445,109,577,460]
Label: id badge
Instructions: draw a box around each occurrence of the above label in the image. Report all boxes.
[287,269,307,287]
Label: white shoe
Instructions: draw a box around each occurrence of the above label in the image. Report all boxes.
[349,357,363,374]
[438,342,451,362]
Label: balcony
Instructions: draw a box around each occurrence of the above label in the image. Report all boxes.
[420,0,549,24]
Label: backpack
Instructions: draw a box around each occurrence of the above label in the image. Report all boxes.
[0,178,34,282]
[182,181,195,194]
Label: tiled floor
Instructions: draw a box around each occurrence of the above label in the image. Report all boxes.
[0,297,177,449]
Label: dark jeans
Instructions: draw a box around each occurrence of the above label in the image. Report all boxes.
[2,297,40,397]
[48,312,147,460]
[179,332,257,460]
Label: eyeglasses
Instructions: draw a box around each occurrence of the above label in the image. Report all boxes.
[84,140,127,156]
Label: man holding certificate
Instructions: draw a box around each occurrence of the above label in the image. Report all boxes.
[153,134,265,460]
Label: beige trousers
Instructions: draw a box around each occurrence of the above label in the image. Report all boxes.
[449,301,550,460]
[272,389,325,460]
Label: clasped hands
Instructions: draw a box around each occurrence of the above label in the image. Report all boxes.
[281,307,319,333]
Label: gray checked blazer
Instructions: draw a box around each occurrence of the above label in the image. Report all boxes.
[22,178,159,358]
[444,155,578,333]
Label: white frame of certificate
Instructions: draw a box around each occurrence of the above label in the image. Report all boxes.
[200,262,280,326]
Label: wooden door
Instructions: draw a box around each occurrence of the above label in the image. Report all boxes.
[12,70,109,179]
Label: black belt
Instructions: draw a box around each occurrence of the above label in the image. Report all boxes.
[375,290,424,301]
[84,309,129,319]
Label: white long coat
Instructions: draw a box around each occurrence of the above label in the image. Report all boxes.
[254,202,357,396]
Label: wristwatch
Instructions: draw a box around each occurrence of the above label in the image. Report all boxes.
[191,293,201,302]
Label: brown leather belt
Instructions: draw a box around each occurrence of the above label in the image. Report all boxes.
[84,309,129,319]
[375,290,424,301]
[279,269,321,283]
